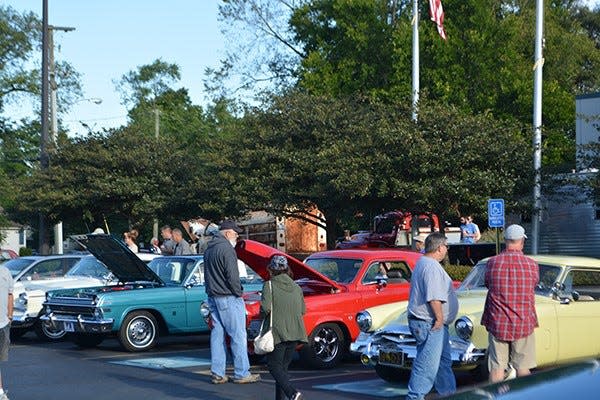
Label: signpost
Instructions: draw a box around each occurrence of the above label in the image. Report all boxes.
[488,199,505,254]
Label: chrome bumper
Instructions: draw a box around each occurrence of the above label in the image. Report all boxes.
[10,311,36,329]
[40,313,114,334]
[353,333,486,370]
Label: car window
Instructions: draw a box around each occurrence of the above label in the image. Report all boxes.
[25,259,69,281]
[4,258,35,278]
[562,269,600,301]
[66,257,109,279]
[149,257,200,285]
[304,257,362,284]
[362,261,411,284]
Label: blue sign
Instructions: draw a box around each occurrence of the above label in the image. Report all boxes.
[488,199,505,228]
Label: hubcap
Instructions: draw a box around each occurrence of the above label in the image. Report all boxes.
[312,326,339,363]
[127,317,155,348]
[43,324,66,340]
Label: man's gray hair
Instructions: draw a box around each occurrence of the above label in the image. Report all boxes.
[424,232,447,253]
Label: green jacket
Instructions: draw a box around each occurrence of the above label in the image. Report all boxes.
[260,273,308,344]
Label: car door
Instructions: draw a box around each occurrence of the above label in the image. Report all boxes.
[358,259,412,308]
[555,268,600,361]
[183,260,209,332]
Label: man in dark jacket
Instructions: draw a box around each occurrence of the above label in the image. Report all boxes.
[204,220,260,385]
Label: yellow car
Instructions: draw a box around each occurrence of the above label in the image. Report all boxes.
[350,255,600,382]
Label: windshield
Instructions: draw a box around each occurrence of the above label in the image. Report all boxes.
[304,257,362,283]
[148,257,201,285]
[459,261,562,296]
[66,257,110,279]
[3,258,35,278]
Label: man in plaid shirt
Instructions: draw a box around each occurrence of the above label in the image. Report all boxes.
[481,224,539,382]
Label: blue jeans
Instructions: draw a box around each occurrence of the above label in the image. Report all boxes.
[406,320,456,400]
[207,296,251,379]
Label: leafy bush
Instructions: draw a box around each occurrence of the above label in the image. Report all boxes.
[19,247,33,256]
[444,264,473,281]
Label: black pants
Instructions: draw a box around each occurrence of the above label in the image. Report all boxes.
[266,341,298,400]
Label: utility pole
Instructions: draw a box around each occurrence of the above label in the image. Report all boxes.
[39,0,49,255]
[153,108,160,239]
[411,0,419,122]
[531,0,544,254]
[49,24,75,254]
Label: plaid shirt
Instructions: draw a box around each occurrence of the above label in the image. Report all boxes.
[481,249,539,341]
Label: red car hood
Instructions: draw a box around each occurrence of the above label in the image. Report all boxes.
[236,239,343,292]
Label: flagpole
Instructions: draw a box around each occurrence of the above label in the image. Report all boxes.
[531,0,544,255]
[412,0,419,122]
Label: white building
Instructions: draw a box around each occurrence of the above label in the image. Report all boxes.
[0,222,29,254]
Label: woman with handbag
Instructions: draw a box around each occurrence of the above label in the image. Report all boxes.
[260,255,308,400]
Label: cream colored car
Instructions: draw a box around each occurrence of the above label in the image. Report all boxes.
[351,255,600,382]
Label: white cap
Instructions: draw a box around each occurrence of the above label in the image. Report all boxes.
[504,224,527,240]
[413,233,428,243]
[92,228,105,234]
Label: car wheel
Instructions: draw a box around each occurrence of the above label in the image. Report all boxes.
[118,311,158,352]
[34,320,67,341]
[374,364,410,383]
[73,334,104,348]
[299,323,346,369]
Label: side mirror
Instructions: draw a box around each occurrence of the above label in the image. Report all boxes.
[376,277,388,290]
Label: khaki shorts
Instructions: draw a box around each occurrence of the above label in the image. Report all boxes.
[488,332,536,371]
[0,324,9,361]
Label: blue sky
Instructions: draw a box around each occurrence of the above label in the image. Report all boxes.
[3,0,226,135]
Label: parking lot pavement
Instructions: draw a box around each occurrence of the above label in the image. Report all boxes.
[6,333,477,400]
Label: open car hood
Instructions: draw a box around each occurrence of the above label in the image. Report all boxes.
[236,240,343,291]
[71,234,163,284]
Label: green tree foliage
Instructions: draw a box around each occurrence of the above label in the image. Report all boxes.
[12,129,189,232]
[197,91,531,244]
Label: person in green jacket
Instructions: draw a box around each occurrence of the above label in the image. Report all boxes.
[261,255,308,400]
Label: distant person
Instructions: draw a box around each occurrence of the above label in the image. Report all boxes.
[406,232,458,400]
[160,225,176,255]
[123,229,139,253]
[149,237,161,254]
[0,260,14,400]
[343,230,352,241]
[460,216,477,244]
[374,262,388,281]
[204,220,260,385]
[468,215,481,242]
[481,224,539,383]
[262,255,307,400]
[413,234,427,253]
[172,228,192,255]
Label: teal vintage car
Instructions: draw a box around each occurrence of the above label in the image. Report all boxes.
[41,234,263,352]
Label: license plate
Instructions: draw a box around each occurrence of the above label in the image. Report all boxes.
[63,322,75,332]
[379,350,406,367]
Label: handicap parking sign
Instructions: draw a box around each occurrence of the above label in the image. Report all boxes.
[488,199,505,228]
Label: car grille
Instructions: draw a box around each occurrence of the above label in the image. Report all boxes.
[45,297,98,317]
[375,331,417,347]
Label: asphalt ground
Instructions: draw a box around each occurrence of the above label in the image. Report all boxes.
[5,332,477,400]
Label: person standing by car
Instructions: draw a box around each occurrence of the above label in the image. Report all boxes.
[160,225,176,255]
[123,229,139,253]
[261,255,307,400]
[172,228,192,255]
[481,224,539,383]
[406,232,458,400]
[0,261,14,400]
[204,220,260,385]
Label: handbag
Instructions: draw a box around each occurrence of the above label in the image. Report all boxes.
[253,280,275,355]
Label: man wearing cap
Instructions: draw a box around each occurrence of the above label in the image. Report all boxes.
[413,234,427,253]
[204,220,260,384]
[481,224,539,382]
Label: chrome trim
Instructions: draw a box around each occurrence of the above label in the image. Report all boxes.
[40,313,114,334]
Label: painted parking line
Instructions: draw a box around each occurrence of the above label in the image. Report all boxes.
[314,379,408,398]
[111,356,211,370]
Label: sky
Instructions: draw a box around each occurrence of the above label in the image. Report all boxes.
[3,0,226,136]
[3,0,600,136]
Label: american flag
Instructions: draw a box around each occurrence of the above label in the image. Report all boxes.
[429,0,447,40]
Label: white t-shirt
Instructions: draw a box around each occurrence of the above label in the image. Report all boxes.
[0,266,14,329]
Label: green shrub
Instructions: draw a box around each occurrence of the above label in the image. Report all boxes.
[444,264,472,281]
[19,247,33,256]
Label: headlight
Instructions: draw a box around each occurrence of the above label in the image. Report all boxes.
[356,311,372,332]
[454,316,473,340]
[18,292,28,306]
[200,302,210,318]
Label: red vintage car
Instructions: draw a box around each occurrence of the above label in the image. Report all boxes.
[235,239,422,369]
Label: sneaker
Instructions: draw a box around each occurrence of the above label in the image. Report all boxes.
[0,392,9,400]
[291,392,303,400]
[232,373,260,384]
[211,374,229,384]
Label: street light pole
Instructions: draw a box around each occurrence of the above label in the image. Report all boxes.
[39,0,49,255]
[49,24,75,254]
[531,0,544,254]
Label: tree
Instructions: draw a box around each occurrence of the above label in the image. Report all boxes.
[12,129,190,235]
[196,91,532,245]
